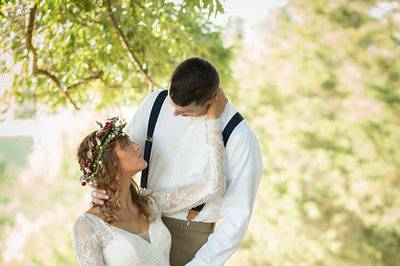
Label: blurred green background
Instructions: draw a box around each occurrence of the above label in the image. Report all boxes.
[0,0,399,265]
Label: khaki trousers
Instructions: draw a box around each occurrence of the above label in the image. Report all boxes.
[162,217,215,266]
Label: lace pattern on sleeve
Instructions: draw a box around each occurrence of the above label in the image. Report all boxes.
[72,216,106,266]
[150,119,226,215]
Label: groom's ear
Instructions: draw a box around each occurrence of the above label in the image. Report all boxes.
[205,96,217,106]
[204,87,221,107]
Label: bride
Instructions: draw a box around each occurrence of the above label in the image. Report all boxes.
[72,94,227,265]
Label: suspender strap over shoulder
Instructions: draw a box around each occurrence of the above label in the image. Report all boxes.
[141,89,168,189]
[223,112,244,146]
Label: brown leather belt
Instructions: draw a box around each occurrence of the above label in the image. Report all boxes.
[162,216,215,233]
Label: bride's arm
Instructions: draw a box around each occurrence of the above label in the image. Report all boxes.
[73,217,106,266]
[150,118,226,215]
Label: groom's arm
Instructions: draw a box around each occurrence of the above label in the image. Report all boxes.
[186,128,263,266]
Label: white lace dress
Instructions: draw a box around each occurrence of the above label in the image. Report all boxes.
[72,119,225,266]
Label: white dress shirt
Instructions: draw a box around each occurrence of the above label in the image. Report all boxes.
[128,89,263,266]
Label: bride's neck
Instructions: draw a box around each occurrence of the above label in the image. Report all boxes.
[118,173,136,211]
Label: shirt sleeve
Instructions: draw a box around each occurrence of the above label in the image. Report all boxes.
[150,119,226,215]
[72,216,106,266]
[186,127,263,266]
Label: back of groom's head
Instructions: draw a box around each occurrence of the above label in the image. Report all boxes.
[169,57,220,107]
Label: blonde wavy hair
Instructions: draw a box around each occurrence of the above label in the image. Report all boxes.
[77,131,153,223]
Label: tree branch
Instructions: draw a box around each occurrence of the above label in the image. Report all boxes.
[68,71,104,91]
[27,4,79,109]
[26,4,103,110]
[105,0,158,90]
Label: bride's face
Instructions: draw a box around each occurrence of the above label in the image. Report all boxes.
[115,139,148,176]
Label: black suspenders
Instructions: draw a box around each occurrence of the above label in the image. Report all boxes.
[223,112,244,146]
[141,89,244,221]
[140,89,168,189]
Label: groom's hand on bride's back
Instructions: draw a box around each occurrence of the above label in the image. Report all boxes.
[91,188,109,205]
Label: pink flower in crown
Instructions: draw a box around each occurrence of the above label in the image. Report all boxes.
[105,122,113,129]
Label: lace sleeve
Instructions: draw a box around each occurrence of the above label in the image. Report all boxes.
[72,216,106,266]
[151,119,226,215]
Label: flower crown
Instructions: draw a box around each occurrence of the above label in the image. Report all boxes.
[79,117,127,186]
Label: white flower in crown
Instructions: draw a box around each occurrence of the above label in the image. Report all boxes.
[87,150,93,160]
[84,167,92,173]
[88,141,95,148]
[121,124,128,136]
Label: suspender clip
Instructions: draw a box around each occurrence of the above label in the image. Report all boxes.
[186,219,192,226]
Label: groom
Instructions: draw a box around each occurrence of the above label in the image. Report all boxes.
[92,57,263,265]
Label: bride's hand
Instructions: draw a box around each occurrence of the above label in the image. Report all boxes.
[206,88,228,119]
[91,188,109,205]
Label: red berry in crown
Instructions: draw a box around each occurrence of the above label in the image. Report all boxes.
[105,122,113,129]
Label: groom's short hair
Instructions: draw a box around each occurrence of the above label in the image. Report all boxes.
[169,57,220,107]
